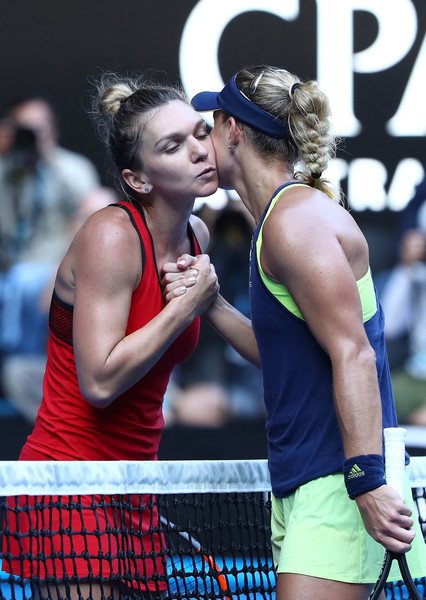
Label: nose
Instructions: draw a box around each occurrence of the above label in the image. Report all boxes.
[190,136,209,162]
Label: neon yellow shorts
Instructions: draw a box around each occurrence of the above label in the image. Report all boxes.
[271,472,426,583]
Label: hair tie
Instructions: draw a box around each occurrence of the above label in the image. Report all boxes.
[311,172,322,179]
[290,82,300,98]
[118,90,137,111]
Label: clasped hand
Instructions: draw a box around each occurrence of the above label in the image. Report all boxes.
[161,253,220,314]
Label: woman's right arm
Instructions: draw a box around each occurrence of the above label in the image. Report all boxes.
[61,212,218,408]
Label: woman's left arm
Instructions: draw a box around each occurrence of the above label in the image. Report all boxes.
[261,199,414,553]
[262,203,382,456]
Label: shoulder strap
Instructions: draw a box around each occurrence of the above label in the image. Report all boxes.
[187,221,202,255]
[112,202,146,275]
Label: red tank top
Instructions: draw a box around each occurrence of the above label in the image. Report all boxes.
[22,202,200,460]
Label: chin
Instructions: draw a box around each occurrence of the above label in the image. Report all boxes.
[198,181,219,197]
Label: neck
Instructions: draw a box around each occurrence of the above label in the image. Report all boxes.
[232,155,294,224]
[135,196,194,256]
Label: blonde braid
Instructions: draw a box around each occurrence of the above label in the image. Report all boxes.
[288,80,338,201]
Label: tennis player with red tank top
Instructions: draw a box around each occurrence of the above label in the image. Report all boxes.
[1,72,256,600]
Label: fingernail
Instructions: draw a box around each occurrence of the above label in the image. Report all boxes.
[187,277,196,284]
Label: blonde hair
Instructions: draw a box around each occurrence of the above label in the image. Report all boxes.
[235,66,340,202]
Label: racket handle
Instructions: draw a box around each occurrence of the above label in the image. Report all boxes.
[384,427,407,500]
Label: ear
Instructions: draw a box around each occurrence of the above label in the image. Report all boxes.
[122,169,153,194]
[228,116,243,149]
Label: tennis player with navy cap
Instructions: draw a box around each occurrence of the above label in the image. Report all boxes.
[163,65,426,600]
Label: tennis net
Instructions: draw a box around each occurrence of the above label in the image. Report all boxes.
[0,458,425,600]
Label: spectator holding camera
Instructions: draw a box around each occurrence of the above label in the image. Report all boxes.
[380,174,426,426]
[0,97,99,374]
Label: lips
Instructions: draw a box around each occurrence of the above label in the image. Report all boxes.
[197,166,216,178]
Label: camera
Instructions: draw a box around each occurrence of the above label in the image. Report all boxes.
[6,125,39,173]
[12,125,37,152]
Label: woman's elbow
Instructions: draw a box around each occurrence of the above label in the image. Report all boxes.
[332,340,377,372]
[79,379,117,408]
[358,344,377,369]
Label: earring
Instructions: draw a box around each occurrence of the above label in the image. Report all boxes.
[144,187,150,193]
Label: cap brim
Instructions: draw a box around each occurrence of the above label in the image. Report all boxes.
[191,91,220,112]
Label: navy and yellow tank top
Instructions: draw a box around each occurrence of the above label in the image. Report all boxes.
[249,182,398,498]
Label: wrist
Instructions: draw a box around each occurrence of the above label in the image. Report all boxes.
[343,454,386,500]
[201,294,223,323]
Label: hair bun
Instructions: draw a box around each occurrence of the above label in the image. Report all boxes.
[100,83,134,115]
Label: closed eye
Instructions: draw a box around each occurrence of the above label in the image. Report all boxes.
[195,128,209,140]
[165,144,180,153]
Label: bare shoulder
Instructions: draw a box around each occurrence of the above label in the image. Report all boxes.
[56,204,142,302]
[77,204,138,248]
[261,187,368,280]
[266,188,362,246]
[76,204,143,274]
[189,213,210,252]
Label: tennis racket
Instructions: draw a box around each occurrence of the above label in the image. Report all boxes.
[369,427,422,600]
[159,515,231,599]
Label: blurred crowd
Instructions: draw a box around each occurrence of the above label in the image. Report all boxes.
[0,96,104,421]
[0,93,425,433]
[379,175,426,427]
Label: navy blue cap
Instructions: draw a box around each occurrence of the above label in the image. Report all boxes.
[191,75,290,139]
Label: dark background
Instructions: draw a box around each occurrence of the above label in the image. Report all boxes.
[1,1,424,215]
[0,0,425,459]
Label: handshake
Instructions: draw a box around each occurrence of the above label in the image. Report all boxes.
[161,253,219,317]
